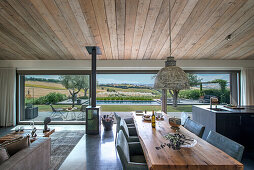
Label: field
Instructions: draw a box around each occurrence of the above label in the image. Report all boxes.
[25,81,160,99]
[25,81,87,98]
[25,80,192,113]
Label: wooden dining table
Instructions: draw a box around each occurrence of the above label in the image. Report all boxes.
[132,112,243,170]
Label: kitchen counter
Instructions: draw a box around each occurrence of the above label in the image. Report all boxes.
[192,105,254,150]
[193,105,254,114]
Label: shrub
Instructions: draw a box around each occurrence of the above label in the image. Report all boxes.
[79,96,89,99]
[33,92,67,104]
[179,89,200,100]
[178,89,230,104]
[96,96,154,101]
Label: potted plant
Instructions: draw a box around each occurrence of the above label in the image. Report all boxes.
[101,114,114,131]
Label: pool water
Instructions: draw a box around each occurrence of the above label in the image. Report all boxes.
[96,100,160,105]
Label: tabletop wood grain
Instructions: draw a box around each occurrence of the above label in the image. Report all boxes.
[133,113,243,170]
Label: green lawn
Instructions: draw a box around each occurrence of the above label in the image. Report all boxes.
[36,104,192,112]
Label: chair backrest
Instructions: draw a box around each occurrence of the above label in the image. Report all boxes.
[116,130,130,169]
[50,104,56,112]
[120,119,130,138]
[184,118,205,138]
[206,131,244,161]
[114,112,121,133]
[181,112,190,126]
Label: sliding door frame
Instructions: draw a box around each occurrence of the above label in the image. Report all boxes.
[16,70,91,125]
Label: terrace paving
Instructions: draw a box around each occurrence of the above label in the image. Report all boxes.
[22,111,192,122]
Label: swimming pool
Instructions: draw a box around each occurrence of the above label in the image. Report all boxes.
[96,100,160,105]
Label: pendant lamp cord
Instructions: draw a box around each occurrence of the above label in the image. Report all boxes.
[169,0,172,57]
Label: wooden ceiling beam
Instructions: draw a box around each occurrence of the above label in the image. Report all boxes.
[195,0,254,59]
[185,0,248,59]
[124,0,138,59]
[152,0,187,59]
[116,0,125,60]
[171,0,218,58]
[143,0,173,60]
[105,0,118,59]
[157,0,198,60]
[136,0,164,59]
[78,0,106,59]
[91,0,113,59]
[19,0,74,60]
[130,0,150,59]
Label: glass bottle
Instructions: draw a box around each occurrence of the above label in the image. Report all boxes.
[152,110,155,128]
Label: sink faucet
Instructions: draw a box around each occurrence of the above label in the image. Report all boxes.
[210,97,219,109]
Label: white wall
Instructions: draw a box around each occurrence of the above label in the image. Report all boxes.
[0,60,254,70]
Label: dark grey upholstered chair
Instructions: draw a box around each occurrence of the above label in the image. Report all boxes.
[115,112,135,134]
[120,119,139,142]
[184,118,205,138]
[181,112,190,126]
[206,130,244,162]
[116,130,148,170]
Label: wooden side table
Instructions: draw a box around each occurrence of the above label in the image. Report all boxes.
[0,129,55,143]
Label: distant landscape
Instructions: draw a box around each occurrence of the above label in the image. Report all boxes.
[24,74,230,113]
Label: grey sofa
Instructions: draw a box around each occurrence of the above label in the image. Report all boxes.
[0,138,51,170]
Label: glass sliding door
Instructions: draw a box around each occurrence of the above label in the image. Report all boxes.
[18,74,90,123]
[177,73,231,105]
[96,71,238,113]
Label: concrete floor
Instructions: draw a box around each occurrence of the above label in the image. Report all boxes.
[59,125,122,170]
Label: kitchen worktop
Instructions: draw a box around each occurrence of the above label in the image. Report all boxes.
[193,105,254,114]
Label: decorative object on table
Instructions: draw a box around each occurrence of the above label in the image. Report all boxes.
[15,127,19,132]
[142,114,151,121]
[164,133,197,150]
[30,120,35,129]
[168,117,181,131]
[156,112,164,120]
[43,117,51,132]
[135,110,144,116]
[19,126,24,131]
[31,127,37,137]
[101,114,114,131]
[153,0,189,109]
[152,110,156,128]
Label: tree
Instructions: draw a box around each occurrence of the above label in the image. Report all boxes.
[168,90,179,107]
[81,76,89,98]
[187,73,202,86]
[60,75,89,107]
[211,79,227,93]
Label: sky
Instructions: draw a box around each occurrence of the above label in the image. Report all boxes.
[26,74,230,85]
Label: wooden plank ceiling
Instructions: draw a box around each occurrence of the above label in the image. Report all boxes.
[0,0,254,60]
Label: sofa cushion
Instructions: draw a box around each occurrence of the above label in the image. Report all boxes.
[1,137,30,156]
[0,148,9,164]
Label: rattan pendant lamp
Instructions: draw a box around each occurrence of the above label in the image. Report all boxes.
[154,0,189,108]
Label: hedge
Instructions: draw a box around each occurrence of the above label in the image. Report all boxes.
[25,92,67,105]
[179,89,230,104]
[96,96,154,101]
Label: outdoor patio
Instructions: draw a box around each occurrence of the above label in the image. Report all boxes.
[24,111,192,122]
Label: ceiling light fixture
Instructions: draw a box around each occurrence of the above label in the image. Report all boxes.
[154,0,189,108]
